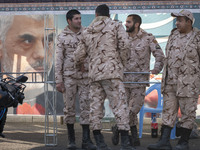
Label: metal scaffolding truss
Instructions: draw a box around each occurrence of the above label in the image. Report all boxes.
[44,14,57,146]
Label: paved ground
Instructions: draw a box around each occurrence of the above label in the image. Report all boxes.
[0,121,199,150]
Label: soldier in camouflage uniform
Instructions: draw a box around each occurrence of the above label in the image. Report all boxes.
[55,10,96,150]
[148,10,200,150]
[112,14,165,147]
[74,4,135,150]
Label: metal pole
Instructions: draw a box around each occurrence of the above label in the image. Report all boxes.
[44,14,57,146]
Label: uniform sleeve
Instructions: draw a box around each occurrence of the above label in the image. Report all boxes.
[149,35,165,72]
[117,23,129,66]
[197,32,200,63]
[55,34,65,84]
[74,34,87,67]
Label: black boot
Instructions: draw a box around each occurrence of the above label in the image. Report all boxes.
[175,124,182,137]
[111,124,119,145]
[82,125,96,150]
[173,128,192,150]
[93,130,111,150]
[67,124,77,150]
[147,125,172,150]
[130,126,140,146]
[120,130,136,150]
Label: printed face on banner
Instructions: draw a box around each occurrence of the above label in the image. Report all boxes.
[0,15,54,87]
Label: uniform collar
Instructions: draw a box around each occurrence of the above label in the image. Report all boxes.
[179,29,193,39]
[64,26,83,35]
[128,28,146,40]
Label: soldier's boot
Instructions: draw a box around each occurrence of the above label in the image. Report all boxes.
[147,125,172,150]
[93,130,111,150]
[67,124,77,150]
[111,124,119,145]
[120,130,136,150]
[176,126,182,137]
[130,125,140,146]
[173,128,192,150]
[82,125,96,150]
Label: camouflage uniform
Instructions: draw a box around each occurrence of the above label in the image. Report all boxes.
[74,16,130,131]
[161,27,200,129]
[55,26,90,125]
[124,29,164,126]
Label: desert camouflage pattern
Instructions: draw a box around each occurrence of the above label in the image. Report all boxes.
[162,84,198,129]
[55,26,90,124]
[126,87,146,126]
[165,29,194,85]
[74,16,129,82]
[55,26,88,83]
[63,76,90,124]
[89,79,130,131]
[124,29,164,88]
[162,27,200,98]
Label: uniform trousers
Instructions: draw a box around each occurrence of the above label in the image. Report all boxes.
[162,84,198,129]
[63,76,90,125]
[125,87,146,126]
[89,79,130,131]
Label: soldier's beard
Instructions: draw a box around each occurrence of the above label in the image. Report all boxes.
[126,24,135,33]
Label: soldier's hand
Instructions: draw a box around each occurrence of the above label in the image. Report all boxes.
[81,64,85,72]
[56,83,65,93]
[150,68,160,75]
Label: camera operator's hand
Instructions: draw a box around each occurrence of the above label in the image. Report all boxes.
[56,83,65,93]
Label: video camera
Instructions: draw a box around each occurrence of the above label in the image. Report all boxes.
[0,75,28,108]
